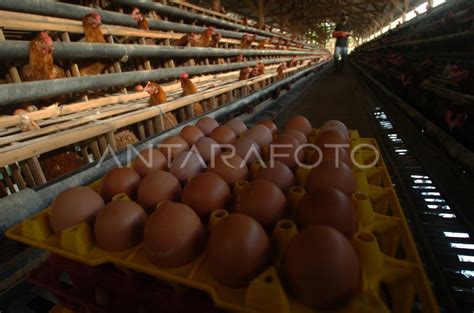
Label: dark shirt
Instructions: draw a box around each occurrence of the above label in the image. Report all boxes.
[335,23,352,48]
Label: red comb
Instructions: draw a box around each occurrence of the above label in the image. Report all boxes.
[91,11,101,21]
[180,73,189,79]
[132,8,140,14]
[40,32,52,45]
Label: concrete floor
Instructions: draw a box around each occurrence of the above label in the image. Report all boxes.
[274,63,375,137]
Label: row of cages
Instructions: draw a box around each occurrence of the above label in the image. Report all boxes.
[0,0,329,198]
[351,0,473,151]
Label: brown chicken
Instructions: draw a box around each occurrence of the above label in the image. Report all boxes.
[19,32,66,128]
[180,73,204,117]
[211,0,221,12]
[240,34,257,49]
[144,81,178,130]
[20,32,65,82]
[83,12,106,43]
[239,67,250,80]
[79,12,108,76]
[172,33,197,46]
[287,57,298,68]
[194,26,216,48]
[258,38,269,49]
[231,54,244,63]
[132,8,149,30]
[272,62,289,99]
[256,62,265,75]
[145,81,167,105]
[210,32,222,48]
[277,62,287,81]
[249,67,260,79]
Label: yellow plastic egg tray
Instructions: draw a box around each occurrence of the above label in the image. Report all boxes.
[6,130,439,313]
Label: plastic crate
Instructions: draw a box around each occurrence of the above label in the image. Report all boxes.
[6,131,439,313]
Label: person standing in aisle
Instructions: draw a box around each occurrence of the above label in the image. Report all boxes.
[333,13,353,74]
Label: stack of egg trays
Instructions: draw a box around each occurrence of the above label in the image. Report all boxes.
[6,129,439,313]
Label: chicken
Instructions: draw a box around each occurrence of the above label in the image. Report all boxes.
[258,38,269,49]
[286,57,298,68]
[256,62,265,75]
[79,12,107,76]
[249,67,260,79]
[211,0,221,13]
[83,12,106,43]
[243,17,249,27]
[20,32,65,82]
[194,26,216,48]
[210,32,222,48]
[239,67,250,80]
[272,37,281,50]
[179,73,204,117]
[131,8,149,30]
[172,33,197,46]
[231,54,244,63]
[272,62,289,99]
[240,34,257,49]
[145,81,167,105]
[144,81,178,130]
[277,62,287,81]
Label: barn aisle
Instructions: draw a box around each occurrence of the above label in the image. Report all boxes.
[274,63,375,137]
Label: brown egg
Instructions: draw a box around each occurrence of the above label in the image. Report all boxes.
[134,84,144,92]
[285,115,312,137]
[50,186,105,233]
[133,148,167,177]
[99,168,141,202]
[296,188,357,238]
[315,129,349,150]
[209,126,237,145]
[208,213,271,287]
[320,120,349,140]
[236,180,287,227]
[208,153,248,185]
[269,135,303,170]
[242,125,273,147]
[257,119,278,134]
[169,151,204,184]
[137,170,182,213]
[253,160,295,193]
[180,125,204,146]
[225,118,248,136]
[94,199,147,252]
[144,202,204,267]
[182,172,231,218]
[284,225,359,309]
[232,137,261,165]
[306,160,355,195]
[159,136,189,160]
[13,108,27,116]
[196,116,219,135]
[194,136,221,163]
[310,146,352,166]
[283,129,308,145]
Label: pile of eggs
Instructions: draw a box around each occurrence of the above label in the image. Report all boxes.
[49,114,362,309]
